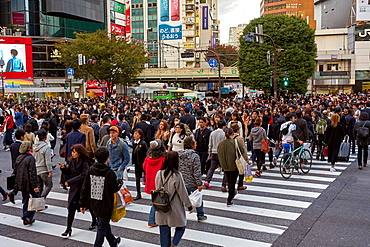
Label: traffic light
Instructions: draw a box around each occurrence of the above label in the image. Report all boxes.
[283,77,290,87]
[87,59,96,64]
[269,76,273,87]
[243,32,255,43]
[64,83,69,89]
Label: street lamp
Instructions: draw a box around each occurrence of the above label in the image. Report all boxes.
[0,59,4,100]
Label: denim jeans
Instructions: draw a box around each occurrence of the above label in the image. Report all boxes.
[114,170,123,180]
[21,190,37,221]
[94,217,119,247]
[148,205,156,224]
[159,225,186,247]
[0,186,6,196]
[186,187,204,218]
[37,173,53,198]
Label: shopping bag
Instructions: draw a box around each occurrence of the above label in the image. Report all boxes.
[122,167,129,181]
[7,174,15,190]
[189,190,202,208]
[119,183,133,204]
[111,194,126,222]
[27,197,45,211]
[244,164,253,182]
[115,192,125,209]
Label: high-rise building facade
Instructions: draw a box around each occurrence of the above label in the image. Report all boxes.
[228,24,247,47]
[260,0,316,30]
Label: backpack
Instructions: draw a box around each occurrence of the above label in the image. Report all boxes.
[315,118,327,135]
[281,123,291,136]
[106,137,128,154]
[268,122,282,141]
[358,121,369,139]
[151,172,176,213]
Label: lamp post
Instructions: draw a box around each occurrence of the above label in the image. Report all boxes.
[0,59,5,100]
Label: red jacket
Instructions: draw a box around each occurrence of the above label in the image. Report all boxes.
[143,156,165,194]
[1,115,14,132]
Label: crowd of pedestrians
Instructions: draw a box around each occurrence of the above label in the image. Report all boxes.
[0,93,369,246]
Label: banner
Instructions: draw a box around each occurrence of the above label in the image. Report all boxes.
[202,6,208,30]
[158,0,182,40]
[126,0,131,39]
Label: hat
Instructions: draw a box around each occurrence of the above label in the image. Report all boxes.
[109,126,119,133]
[150,140,160,149]
[19,141,32,154]
[111,119,119,126]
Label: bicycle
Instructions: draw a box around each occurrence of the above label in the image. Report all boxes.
[279,143,313,179]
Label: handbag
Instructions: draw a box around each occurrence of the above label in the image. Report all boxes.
[151,172,176,213]
[235,139,247,175]
[261,138,270,153]
[7,174,15,190]
[244,164,253,182]
[111,193,126,222]
[59,143,66,158]
[323,146,328,157]
[28,197,45,211]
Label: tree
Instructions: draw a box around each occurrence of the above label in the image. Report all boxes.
[55,30,149,98]
[238,15,317,94]
[207,44,239,67]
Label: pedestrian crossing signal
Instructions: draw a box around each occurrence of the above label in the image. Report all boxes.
[283,77,290,87]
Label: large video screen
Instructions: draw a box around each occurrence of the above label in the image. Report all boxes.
[0,37,33,79]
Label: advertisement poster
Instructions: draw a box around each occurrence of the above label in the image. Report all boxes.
[0,37,33,79]
[357,0,370,21]
[158,0,182,40]
[126,0,131,39]
[202,6,208,30]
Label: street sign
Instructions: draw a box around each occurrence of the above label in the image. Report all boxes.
[101,88,106,92]
[78,54,83,65]
[68,75,74,80]
[219,63,225,70]
[67,68,75,75]
[208,59,217,68]
[163,85,167,89]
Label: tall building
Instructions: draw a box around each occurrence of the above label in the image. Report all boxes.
[228,24,247,47]
[260,0,316,30]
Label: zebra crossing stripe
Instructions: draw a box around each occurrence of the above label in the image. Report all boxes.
[0,235,44,247]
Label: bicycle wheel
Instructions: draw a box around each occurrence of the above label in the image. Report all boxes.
[280,153,293,179]
[299,149,312,174]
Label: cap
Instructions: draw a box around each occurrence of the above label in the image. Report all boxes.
[111,119,119,126]
[109,126,119,133]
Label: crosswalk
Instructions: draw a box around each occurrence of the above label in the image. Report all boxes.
[0,153,356,247]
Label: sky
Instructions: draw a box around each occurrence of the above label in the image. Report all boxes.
[218,0,261,44]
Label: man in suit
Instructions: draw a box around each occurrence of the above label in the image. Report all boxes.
[8,129,25,203]
[194,117,212,174]
[134,114,155,146]
[180,107,196,131]
[65,119,86,162]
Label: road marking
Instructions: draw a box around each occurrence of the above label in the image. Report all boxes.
[0,235,44,247]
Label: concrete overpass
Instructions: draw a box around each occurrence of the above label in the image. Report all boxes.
[135,67,240,83]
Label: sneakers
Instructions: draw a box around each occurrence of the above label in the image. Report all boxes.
[203,182,211,188]
[329,167,336,172]
[4,148,10,152]
[226,202,234,207]
[351,152,357,155]
[197,216,208,222]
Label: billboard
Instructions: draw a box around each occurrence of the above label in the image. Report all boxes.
[126,0,131,39]
[202,6,208,30]
[158,0,182,40]
[355,24,370,41]
[0,37,33,79]
[357,0,370,21]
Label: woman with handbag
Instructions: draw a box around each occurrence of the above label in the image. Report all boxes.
[217,128,245,206]
[143,139,166,227]
[155,151,194,247]
[59,144,96,236]
[324,114,345,172]
[13,141,39,225]
[132,128,148,200]
[353,112,370,170]
[249,118,268,177]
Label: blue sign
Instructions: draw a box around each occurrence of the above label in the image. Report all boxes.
[159,24,182,40]
[67,68,75,75]
[101,88,106,92]
[163,85,167,89]
[208,59,217,68]
[202,6,209,30]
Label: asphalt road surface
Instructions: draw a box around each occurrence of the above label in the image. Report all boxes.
[0,138,355,247]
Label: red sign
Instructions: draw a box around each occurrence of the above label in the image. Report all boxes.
[111,24,125,36]
[125,0,131,39]
[86,80,107,89]
[0,37,33,79]
[12,13,25,25]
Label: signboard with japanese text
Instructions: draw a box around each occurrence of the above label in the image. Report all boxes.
[126,0,131,39]
[202,6,208,30]
[158,0,182,40]
[357,0,370,21]
[110,24,125,36]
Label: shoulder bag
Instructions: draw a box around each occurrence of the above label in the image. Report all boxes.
[235,139,247,175]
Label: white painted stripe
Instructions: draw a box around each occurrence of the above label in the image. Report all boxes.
[4,202,271,247]
[0,236,44,247]
[254,172,336,182]
[0,212,156,247]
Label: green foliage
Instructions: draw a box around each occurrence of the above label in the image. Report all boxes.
[238,15,317,94]
[55,30,149,98]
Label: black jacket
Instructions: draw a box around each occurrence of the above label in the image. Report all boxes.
[132,140,148,167]
[180,114,196,131]
[294,118,309,142]
[325,123,345,148]
[10,140,22,169]
[80,162,121,219]
[27,117,39,133]
[14,153,37,192]
[61,158,89,210]
[353,120,370,146]
[135,121,155,145]
[194,127,211,152]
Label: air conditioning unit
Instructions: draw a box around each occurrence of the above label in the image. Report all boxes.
[5,28,12,36]
[14,31,22,36]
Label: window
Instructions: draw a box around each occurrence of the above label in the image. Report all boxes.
[327,64,338,71]
[319,65,324,72]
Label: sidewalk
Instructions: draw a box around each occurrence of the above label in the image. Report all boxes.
[272,158,370,247]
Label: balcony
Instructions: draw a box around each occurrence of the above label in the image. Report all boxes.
[313,71,351,79]
[183,29,195,37]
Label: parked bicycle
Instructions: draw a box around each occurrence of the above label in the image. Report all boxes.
[280,143,313,179]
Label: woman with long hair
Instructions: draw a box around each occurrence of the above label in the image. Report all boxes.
[132,128,148,200]
[24,123,35,145]
[168,123,187,152]
[156,151,194,247]
[353,112,370,169]
[0,110,15,150]
[59,144,96,236]
[227,112,244,138]
[143,139,166,227]
[324,114,345,172]
[155,120,170,146]
[249,118,268,177]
